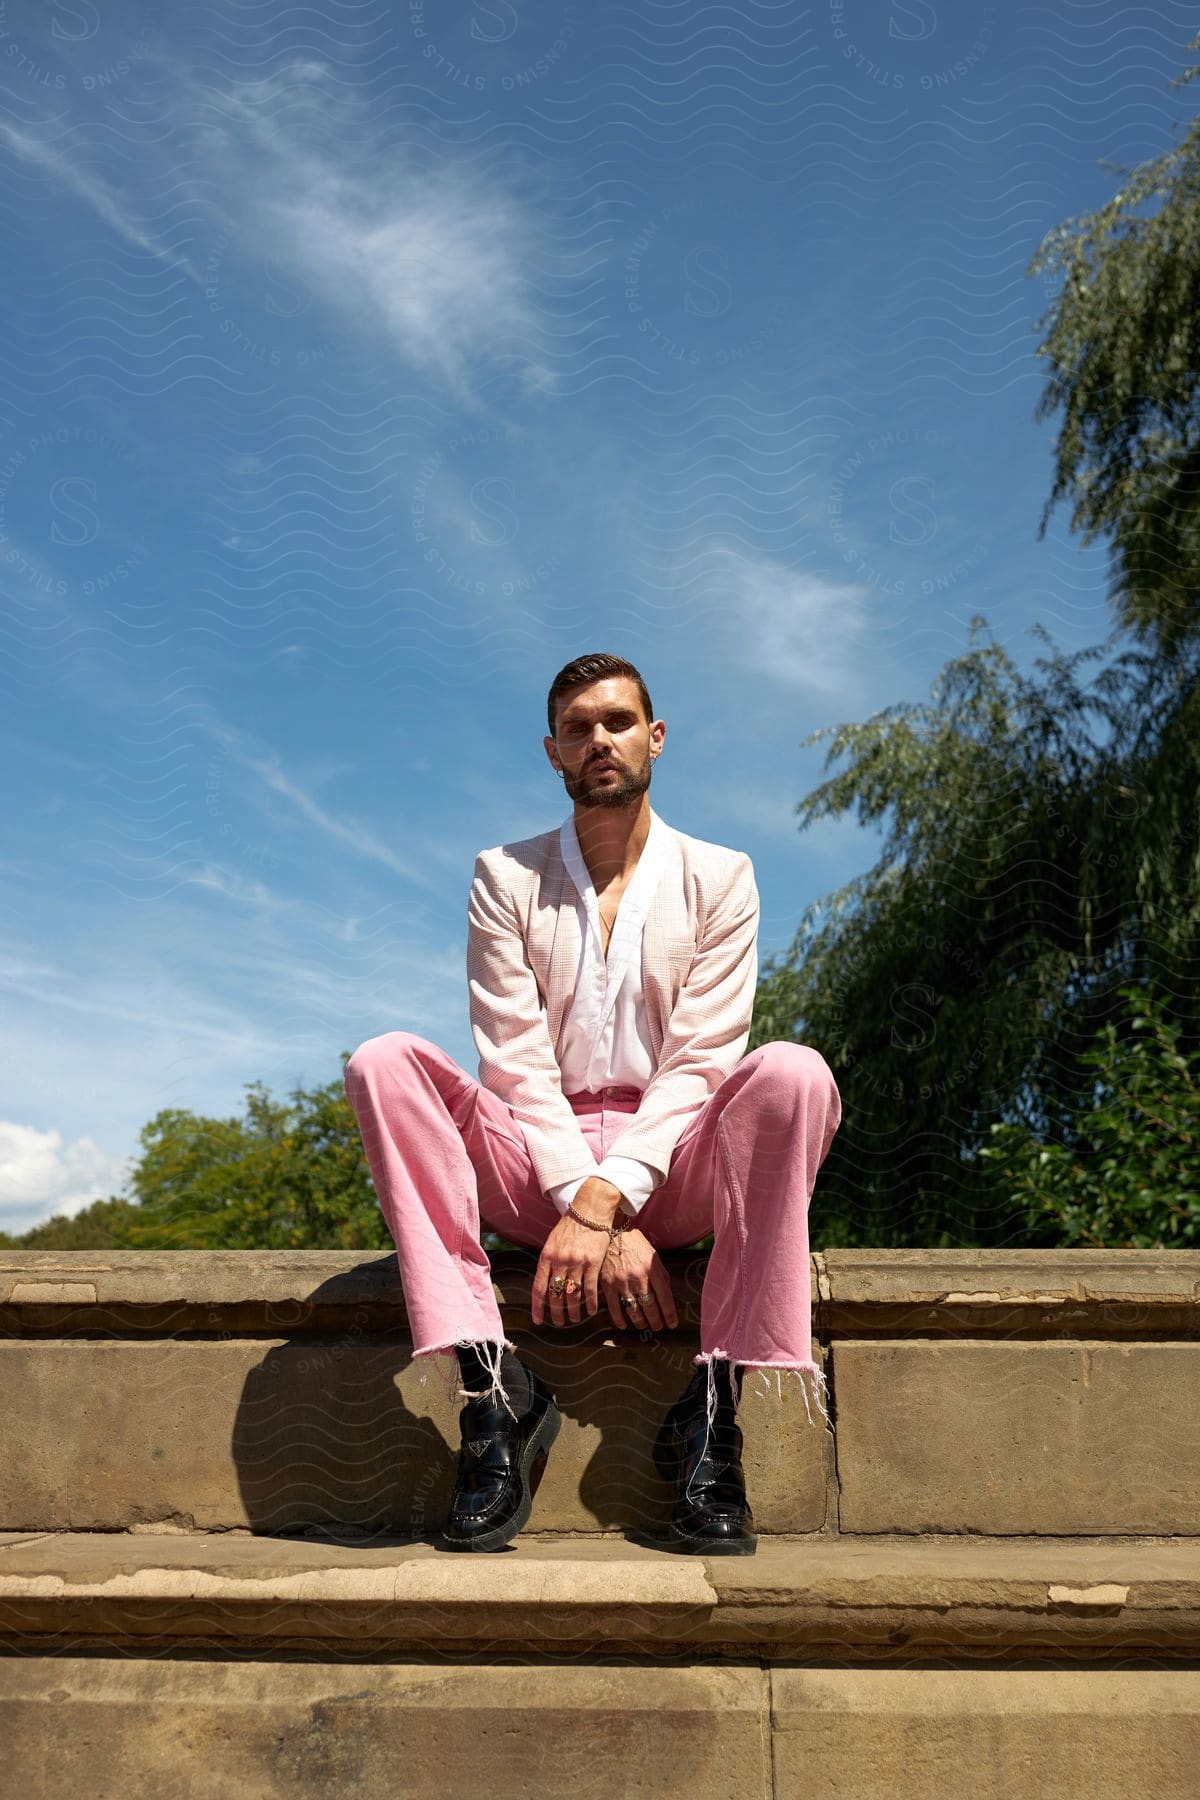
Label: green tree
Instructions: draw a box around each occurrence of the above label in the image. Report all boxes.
[1,1197,146,1251]
[1029,33,1200,653]
[0,1063,395,1252]
[751,618,1200,1248]
[0,1061,537,1255]
[979,984,1200,1247]
[756,49,1200,1248]
[121,1068,391,1249]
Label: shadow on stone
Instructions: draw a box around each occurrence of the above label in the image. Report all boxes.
[230,1252,712,1543]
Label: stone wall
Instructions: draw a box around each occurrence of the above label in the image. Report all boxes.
[3,1248,1199,1798]
[2,1247,1197,1539]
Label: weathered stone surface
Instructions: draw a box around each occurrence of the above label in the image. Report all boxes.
[772,1669,1200,1799]
[5,1654,1196,1799]
[3,1532,1199,1658]
[821,1249,1200,1340]
[0,1658,771,1800]
[3,1250,1197,1547]
[834,1341,1200,1534]
[0,1248,720,1335]
[2,1249,1197,1795]
[0,1336,829,1536]
[6,1246,1199,1338]
[821,1247,1200,1304]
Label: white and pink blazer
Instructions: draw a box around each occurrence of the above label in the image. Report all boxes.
[466,811,760,1195]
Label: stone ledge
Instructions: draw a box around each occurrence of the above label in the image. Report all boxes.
[0,1249,713,1337]
[3,1249,1199,1340]
[2,1532,1200,1660]
[821,1249,1200,1340]
[832,1339,1200,1535]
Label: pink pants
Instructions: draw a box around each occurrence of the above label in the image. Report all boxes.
[343,1033,842,1432]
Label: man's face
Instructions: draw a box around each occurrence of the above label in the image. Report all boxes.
[545,676,664,809]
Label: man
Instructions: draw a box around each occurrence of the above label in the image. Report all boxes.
[344,652,842,1557]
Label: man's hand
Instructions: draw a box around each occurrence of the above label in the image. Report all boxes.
[532,1177,626,1328]
[531,1177,678,1336]
[599,1226,678,1334]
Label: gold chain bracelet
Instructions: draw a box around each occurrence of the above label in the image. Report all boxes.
[566,1200,631,1241]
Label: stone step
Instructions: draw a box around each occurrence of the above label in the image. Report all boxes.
[6,1656,1198,1800]
[2,1530,1199,1661]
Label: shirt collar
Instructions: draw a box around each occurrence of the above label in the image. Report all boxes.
[559,804,670,931]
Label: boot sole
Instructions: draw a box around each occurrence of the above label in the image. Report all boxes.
[437,1393,561,1553]
[661,1519,758,1555]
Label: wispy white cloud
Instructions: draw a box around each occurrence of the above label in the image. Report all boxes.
[0,121,200,282]
[200,717,450,898]
[264,168,546,400]
[205,62,552,394]
[719,549,879,697]
[0,954,284,1057]
[0,890,473,1212]
[2,57,548,399]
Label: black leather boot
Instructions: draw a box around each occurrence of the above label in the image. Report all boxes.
[651,1361,757,1555]
[438,1365,560,1552]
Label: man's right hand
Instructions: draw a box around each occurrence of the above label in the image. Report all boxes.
[600,1228,678,1334]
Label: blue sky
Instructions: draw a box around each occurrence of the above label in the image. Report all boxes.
[1,2,1195,1232]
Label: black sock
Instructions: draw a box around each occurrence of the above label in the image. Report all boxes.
[711,1357,743,1406]
[454,1342,532,1414]
[712,1360,741,1404]
[682,1357,743,1407]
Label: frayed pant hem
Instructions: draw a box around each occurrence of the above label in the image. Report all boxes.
[413,1335,521,1420]
[693,1349,830,1430]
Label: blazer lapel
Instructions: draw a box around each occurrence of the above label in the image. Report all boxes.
[524,834,582,1057]
[640,823,693,1060]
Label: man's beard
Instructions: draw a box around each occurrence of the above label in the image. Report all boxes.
[563,751,653,809]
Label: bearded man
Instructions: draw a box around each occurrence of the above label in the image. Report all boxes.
[344,651,842,1555]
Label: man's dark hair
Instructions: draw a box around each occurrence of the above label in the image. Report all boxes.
[546,652,654,737]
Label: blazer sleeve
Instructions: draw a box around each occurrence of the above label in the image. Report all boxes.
[603,851,760,1180]
[466,850,599,1195]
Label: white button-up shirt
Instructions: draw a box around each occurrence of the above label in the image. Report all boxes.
[547,807,671,1219]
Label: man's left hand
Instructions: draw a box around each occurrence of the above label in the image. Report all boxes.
[532,1176,625,1328]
